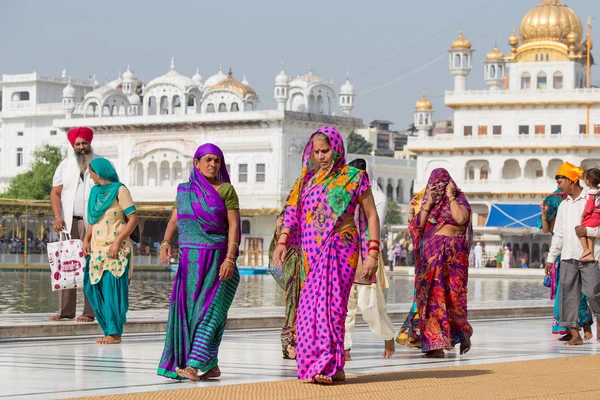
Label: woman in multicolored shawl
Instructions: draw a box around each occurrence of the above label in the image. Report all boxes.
[157,143,241,382]
[396,187,425,349]
[539,190,593,340]
[268,210,304,359]
[409,168,473,358]
[83,158,137,345]
[272,126,381,385]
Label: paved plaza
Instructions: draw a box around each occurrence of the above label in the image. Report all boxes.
[1,317,599,399]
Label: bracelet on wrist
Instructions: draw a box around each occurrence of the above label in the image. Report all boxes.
[367,254,379,261]
[367,239,380,246]
[54,215,62,220]
[224,259,235,266]
[279,232,290,240]
[275,242,288,249]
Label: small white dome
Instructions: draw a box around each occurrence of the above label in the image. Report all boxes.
[145,58,196,92]
[340,76,355,95]
[204,66,227,88]
[241,74,249,86]
[192,68,203,86]
[62,79,76,98]
[122,65,135,82]
[275,70,289,85]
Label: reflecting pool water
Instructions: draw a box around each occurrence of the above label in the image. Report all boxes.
[0,271,549,314]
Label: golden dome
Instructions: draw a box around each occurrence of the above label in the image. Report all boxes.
[208,71,258,97]
[519,0,583,45]
[486,42,505,61]
[508,28,520,47]
[415,92,432,111]
[451,29,472,50]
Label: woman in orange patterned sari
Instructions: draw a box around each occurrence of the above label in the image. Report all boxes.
[409,168,473,358]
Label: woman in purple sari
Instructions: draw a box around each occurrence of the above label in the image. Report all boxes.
[272,126,381,385]
[410,168,473,358]
[157,143,240,381]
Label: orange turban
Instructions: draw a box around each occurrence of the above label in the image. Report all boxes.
[67,127,94,147]
[555,162,584,183]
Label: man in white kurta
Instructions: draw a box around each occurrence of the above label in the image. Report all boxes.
[49,127,98,322]
[344,159,396,359]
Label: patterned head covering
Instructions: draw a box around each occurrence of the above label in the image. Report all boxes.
[555,162,583,183]
[420,168,472,246]
[285,126,346,208]
[189,143,232,229]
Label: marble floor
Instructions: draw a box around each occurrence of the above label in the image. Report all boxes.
[0,318,598,399]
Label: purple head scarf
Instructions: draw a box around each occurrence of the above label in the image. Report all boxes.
[186,143,232,237]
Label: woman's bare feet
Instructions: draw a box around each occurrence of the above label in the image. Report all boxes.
[48,314,74,321]
[344,349,351,361]
[407,340,422,349]
[423,349,445,358]
[198,366,221,380]
[460,339,471,355]
[332,370,346,382]
[382,339,395,359]
[95,335,121,344]
[584,326,593,340]
[76,315,94,323]
[565,329,584,346]
[176,366,199,382]
[558,333,573,342]
[314,374,333,385]
[286,345,296,359]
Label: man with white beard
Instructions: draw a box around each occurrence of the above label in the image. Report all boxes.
[48,127,98,322]
[344,158,396,359]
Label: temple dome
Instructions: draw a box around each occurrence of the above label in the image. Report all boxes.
[519,0,583,45]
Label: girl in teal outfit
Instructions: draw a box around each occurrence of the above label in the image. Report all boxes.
[83,158,138,345]
[539,190,593,340]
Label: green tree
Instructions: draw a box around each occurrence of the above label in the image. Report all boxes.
[347,132,373,155]
[384,201,403,226]
[1,145,64,200]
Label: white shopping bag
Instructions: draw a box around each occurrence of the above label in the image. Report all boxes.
[48,230,86,291]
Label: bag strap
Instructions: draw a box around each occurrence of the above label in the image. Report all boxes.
[60,230,72,241]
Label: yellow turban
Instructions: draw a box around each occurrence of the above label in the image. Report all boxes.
[555,162,584,183]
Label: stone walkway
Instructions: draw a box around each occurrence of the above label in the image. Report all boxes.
[0,318,598,399]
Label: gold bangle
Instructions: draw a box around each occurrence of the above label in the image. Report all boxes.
[224,259,235,266]
[422,208,431,213]
[449,198,457,204]
[367,254,379,262]
[229,242,239,248]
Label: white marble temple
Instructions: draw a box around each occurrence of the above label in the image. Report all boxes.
[0,318,598,399]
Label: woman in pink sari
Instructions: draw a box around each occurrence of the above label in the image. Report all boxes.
[272,126,381,384]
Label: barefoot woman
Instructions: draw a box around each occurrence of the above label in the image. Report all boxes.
[410,168,473,358]
[157,144,240,381]
[272,127,381,384]
[83,158,137,345]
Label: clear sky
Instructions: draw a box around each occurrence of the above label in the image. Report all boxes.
[1,0,598,128]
